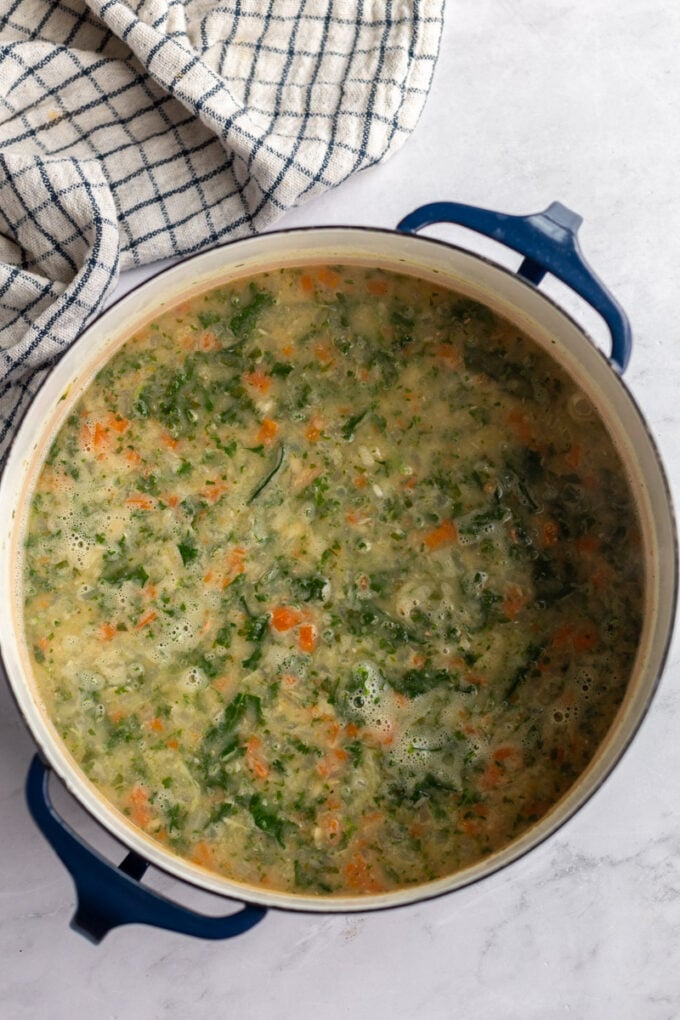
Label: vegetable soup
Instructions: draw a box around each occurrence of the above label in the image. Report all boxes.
[22,265,643,895]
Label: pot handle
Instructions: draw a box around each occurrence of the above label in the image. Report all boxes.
[396,201,632,373]
[25,755,267,944]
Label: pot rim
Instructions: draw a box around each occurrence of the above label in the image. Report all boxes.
[1,222,677,913]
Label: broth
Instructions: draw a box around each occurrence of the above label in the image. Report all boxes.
[22,264,643,895]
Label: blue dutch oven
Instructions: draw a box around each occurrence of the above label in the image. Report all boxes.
[0,201,676,942]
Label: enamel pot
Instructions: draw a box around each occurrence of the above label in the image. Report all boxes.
[0,201,676,943]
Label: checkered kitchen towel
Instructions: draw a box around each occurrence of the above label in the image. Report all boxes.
[0,0,443,462]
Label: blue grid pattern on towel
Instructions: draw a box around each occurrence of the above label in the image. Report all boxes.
[0,0,443,462]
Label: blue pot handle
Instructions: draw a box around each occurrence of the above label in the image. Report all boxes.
[26,755,267,944]
[396,201,632,373]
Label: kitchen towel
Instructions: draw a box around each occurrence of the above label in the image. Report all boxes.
[0,0,443,462]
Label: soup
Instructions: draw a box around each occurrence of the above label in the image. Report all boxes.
[22,265,643,895]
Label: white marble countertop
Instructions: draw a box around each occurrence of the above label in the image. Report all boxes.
[3,2,680,1017]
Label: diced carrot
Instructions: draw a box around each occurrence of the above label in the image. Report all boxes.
[37,636,50,654]
[493,746,523,764]
[198,480,228,503]
[165,494,180,508]
[305,415,323,442]
[149,717,164,733]
[435,343,462,368]
[125,448,142,467]
[129,786,151,828]
[539,520,560,547]
[317,812,342,844]
[80,420,109,454]
[282,673,299,688]
[125,495,155,511]
[565,444,582,470]
[575,534,599,555]
[501,582,527,620]
[553,623,599,653]
[222,546,247,588]
[344,851,385,893]
[166,738,180,750]
[107,415,129,434]
[506,408,535,445]
[257,418,278,444]
[98,623,118,642]
[423,519,458,550]
[298,623,316,652]
[316,747,348,778]
[244,369,271,393]
[93,422,108,452]
[135,610,157,630]
[160,432,178,450]
[271,606,302,631]
[200,331,219,351]
[300,273,315,293]
[572,624,599,652]
[366,278,388,296]
[313,342,334,365]
[346,509,370,526]
[245,736,269,780]
[191,841,215,868]
[354,474,367,488]
[316,267,340,289]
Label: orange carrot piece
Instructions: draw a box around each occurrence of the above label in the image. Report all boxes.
[539,520,560,547]
[300,273,315,293]
[316,267,340,289]
[501,583,527,620]
[135,610,157,630]
[257,418,279,444]
[565,444,582,470]
[98,622,118,642]
[93,422,108,452]
[423,519,458,550]
[125,495,155,511]
[575,534,599,555]
[149,717,164,733]
[271,606,302,631]
[367,278,388,296]
[191,841,215,868]
[344,851,384,893]
[222,546,247,588]
[298,623,316,653]
[129,786,151,828]
[244,369,272,393]
[313,342,334,365]
[435,343,462,368]
[245,736,269,780]
[506,409,535,445]
[107,415,129,434]
[572,624,599,652]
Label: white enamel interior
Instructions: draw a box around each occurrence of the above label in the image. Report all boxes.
[0,227,676,913]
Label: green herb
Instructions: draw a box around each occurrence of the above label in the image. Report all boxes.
[247,443,286,504]
[229,285,275,341]
[247,793,286,846]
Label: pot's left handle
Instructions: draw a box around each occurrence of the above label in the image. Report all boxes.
[396,201,632,374]
[26,755,267,944]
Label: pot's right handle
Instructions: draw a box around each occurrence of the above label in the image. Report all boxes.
[396,201,632,374]
[26,755,267,944]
